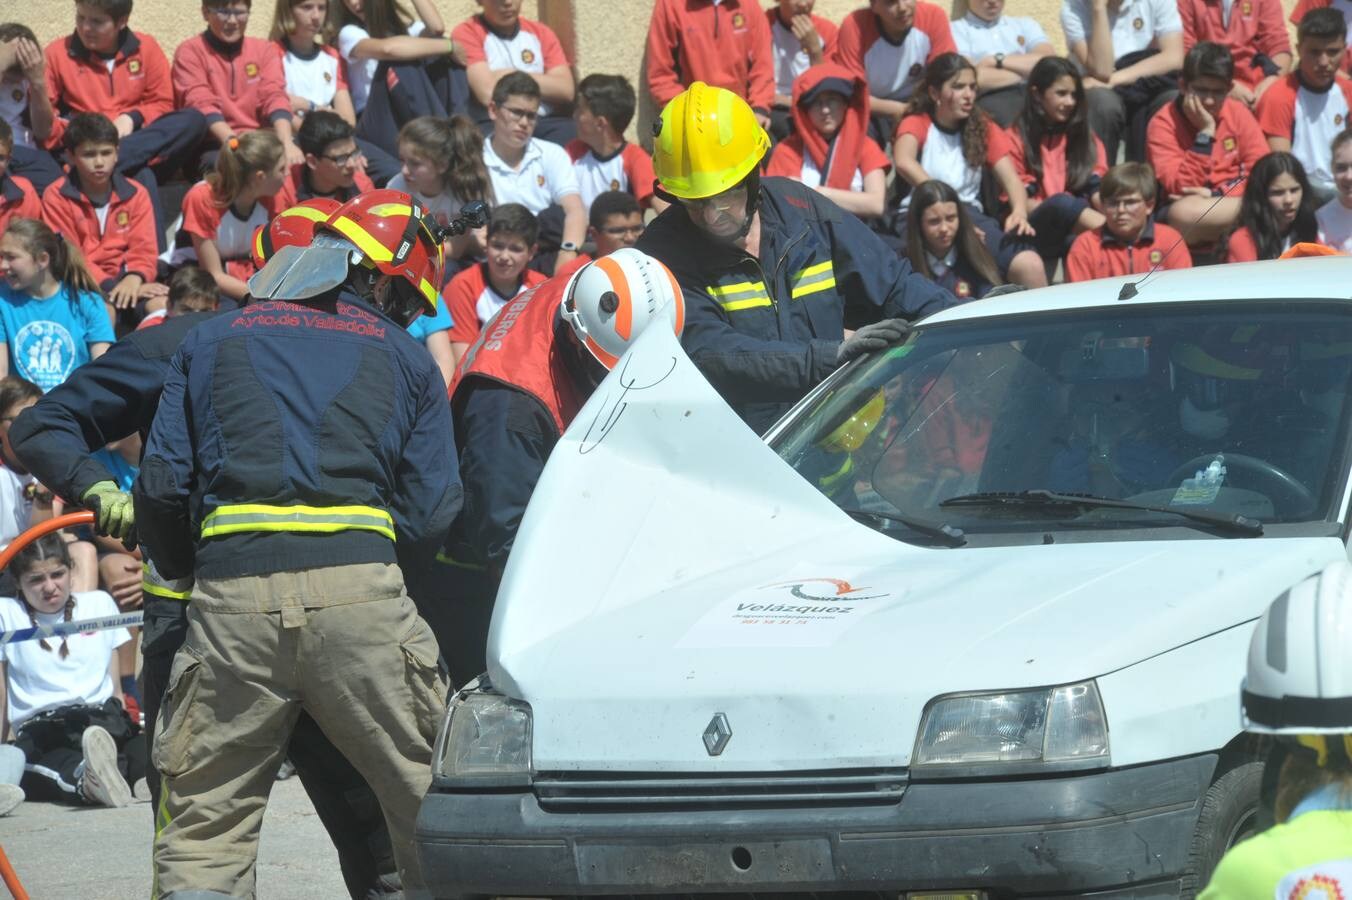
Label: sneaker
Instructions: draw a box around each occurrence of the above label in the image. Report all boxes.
[78,726,132,808]
[276,759,296,781]
[0,783,23,816]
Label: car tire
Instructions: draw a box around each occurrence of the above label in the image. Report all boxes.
[1180,760,1264,898]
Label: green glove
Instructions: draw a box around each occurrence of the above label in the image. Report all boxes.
[82,480,136,545]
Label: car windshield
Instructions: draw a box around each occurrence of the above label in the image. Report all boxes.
[769,302,1352,540]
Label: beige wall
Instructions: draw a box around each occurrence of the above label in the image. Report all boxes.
[24,0,1300,142]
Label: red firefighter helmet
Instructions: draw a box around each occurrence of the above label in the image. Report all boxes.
[248,189,444,325]
[250,198,342,269]
[322,189,445,316]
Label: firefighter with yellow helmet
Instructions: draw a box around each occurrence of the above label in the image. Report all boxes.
[637,81,960,433]
[1198,561,1352,898]
[135,189,463,897]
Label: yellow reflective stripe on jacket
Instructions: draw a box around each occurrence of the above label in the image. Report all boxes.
[790,260,836,300]
[200,504,396,541]
[142,565,192,601]
[707,280,772,312]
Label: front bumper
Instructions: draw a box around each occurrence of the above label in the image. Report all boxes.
[415,754,1214,897]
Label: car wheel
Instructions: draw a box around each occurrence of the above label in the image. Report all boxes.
[1180,760,1264,898]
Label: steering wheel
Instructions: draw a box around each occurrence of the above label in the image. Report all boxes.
[1166,453,1315,513]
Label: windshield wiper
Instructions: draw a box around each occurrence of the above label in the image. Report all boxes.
[938,490,1263,537]
[840,507,967,547]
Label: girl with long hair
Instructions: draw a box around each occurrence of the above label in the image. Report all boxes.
[0,533,145,807]
[165,132,288,302]
[1008,57,1107,262]
[1226,152,1320,262]
[389,114,493,263]
[270,0,358,126]
[0,219,112,391]
[906,180,1004,300]
[894,53,1046,287]
[387,115,493,385]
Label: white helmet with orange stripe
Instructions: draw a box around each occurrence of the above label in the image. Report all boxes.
[560,248,686,369]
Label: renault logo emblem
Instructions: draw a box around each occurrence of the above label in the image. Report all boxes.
[702,713,732,756]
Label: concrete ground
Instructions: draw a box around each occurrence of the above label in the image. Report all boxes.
[0,776,346,899]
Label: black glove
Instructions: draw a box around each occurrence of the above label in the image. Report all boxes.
[837,318,910,366]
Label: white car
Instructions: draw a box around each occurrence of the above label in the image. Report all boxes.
[416,258,1352,898]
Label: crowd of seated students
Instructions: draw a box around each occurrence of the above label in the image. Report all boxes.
[8,0,1352,329]
[6,0,1352,815]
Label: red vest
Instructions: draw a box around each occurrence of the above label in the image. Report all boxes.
[450,276,583,434]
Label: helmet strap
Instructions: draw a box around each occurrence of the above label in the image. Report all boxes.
[558,320,607,392]
[392,199,435,267]
[660,166,763,246]
[369,276,424,329]
[731,167,762,242]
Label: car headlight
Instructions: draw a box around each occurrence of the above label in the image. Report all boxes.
[912,680,1109,776]
[432,687,533,785]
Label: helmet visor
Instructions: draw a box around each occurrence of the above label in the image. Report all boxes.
[248,234,356,301]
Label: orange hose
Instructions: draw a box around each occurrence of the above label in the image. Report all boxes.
[0,512,96,574]
[0,845,29,900]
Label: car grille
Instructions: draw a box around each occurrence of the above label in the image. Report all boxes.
[533,768,907,812]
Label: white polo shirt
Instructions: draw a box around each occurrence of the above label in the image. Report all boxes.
[952,13,1050,64]
[484,136,579,215]
[1060,0,1182,57]
[770,16,812,98]
[278,41,346,109]
[1294,84,1351,191]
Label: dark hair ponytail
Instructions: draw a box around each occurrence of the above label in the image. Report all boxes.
[9,533,75,659]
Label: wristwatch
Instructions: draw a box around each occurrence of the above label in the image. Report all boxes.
[994,52,1006,69]
[560,241,580,252]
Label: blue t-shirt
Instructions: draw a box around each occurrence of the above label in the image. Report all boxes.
[406,299,453,342]
[0,283,114,391]
[90,447,138,491]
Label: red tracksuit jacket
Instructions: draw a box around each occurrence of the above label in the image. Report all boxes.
[1066,221,1193,281]
[41,172,159,284]
[43,29,174,149]
[0,172,40,235]
[1146,97,1269,195]
[645,0,775,109]
[1179,0,1289,89]
[171,31,290,132]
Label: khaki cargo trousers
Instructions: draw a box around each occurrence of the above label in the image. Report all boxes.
[151,562,447,898]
